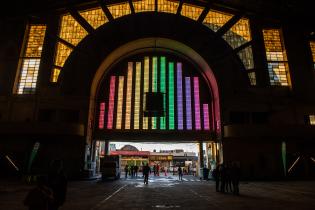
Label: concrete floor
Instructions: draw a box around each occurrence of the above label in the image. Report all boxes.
[1,175,315,210]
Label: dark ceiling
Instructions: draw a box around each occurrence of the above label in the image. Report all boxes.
[2,0,315,24]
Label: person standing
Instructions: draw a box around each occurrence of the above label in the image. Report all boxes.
[47,159,67,210]
[134,165,139,178]
[219,163,226,193]
[231,162,241,195]
[178,166,183,181]
[211,166,220,192]
[124,164,129,178]
[143,163,151,184]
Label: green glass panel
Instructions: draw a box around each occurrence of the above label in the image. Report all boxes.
[160,57,166,129]
[168,62,175,129]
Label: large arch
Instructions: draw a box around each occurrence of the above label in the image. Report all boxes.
[59,12,249,145]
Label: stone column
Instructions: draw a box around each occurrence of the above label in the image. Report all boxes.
[199,141,204,169]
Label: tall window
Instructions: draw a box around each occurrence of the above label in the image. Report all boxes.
[310,41,315,70]
[263,29,290,86]
[17,25,46,94]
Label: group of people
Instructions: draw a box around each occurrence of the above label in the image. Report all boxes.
[124,164,139,178]
[212,161,240,195]
[24,159,68,210]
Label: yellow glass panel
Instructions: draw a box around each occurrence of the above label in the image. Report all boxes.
[238,46,254,70]
[125,62,133,129]
[17,58,40,94]
[223,18,251,49]
[267,62,290,86]
[25,25,46,57]
[158,0,179,14]
[263,29,286,55]
[59,14,88,46]
[133,0,155,13]
[116,76,125,129]
[108,2,131,19]
[203,10,232,32]
[180,3,204,21]
[134,62,141,129]
[248,72,256,86]
[51,68,61,83]
[79,7,108,29]
[54,42,73,67]
[309,41,315,63]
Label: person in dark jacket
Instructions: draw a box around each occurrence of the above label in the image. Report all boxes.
[211,166,220,192]
[24,175,53,210]
[231,162,241,195]
[47,159,67,210]
[143,163,151,184]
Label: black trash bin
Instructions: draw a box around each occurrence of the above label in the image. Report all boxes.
[203,167,209,180]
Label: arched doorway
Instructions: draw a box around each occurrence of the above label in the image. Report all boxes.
[88,38,222,175]
[60,13,248,176]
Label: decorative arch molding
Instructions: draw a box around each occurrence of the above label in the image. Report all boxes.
[60,13,249,96]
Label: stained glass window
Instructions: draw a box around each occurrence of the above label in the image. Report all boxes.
[107,2,131,19]
[59,14,88,46]
[263,29,290,86]
[51,42,72,82]
[223,18,251,49]
[158,0,179,14]
[52,14,88,83]
[79,7,108,29]
[203,10,233,32]
[180,3,204,21]
[133,0,155,13]
[17,25,46,94]
[238,46,256,85]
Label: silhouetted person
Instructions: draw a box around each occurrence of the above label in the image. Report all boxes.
[24,175,53,210]
[124,165,128,178]
[134,165,139,177]
[219,164,226,193]
[178,166,183,181]
[47,159,67,210]
[130,165,134,178]
[143,163,151,184]
[212,167,219,192]
[153,165,156,176]
[231,162,241,195]
[225,162,233,193]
